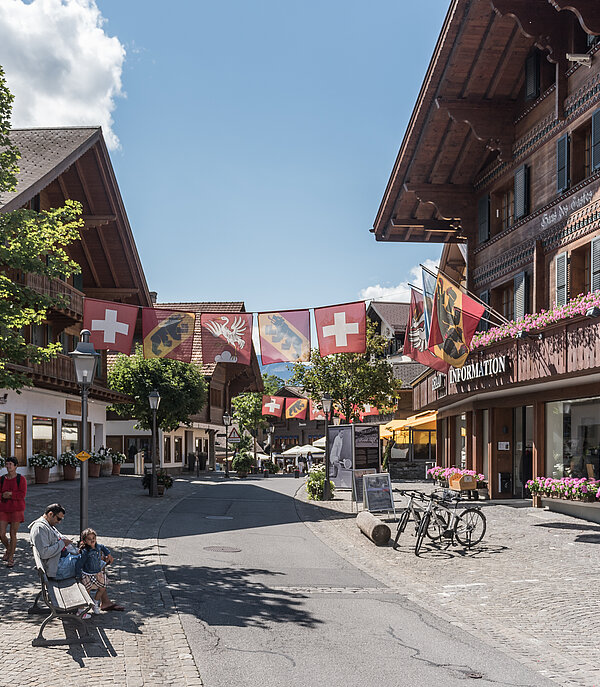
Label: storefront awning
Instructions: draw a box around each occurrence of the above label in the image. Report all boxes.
[383,419,408,432]
[379,426,393,439]
[403,412,437,431]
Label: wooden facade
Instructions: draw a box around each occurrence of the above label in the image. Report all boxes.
[373,1,600,498]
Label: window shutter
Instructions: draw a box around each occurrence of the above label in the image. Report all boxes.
[478,195,490,244]
[478,290,490,332]
[592,109,600,172]
[555,252,568,306]
[592,237,600,292]
[514,272,528,319]
[556,135,569,193]
[514,165,529,220]
[525,51,540,101]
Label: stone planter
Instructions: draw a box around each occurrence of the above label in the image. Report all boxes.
[88,462,101,478]
[63,465,77,481]
[111,463,121,476]
[34,467,50,484]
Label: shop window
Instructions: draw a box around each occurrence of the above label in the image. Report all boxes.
[174,436,182,462]
[478,194,490,244]
[556,134,570,193]
[492,281,514,321]
[571,120,592,185]
[0,413,9,459]
[61,420,80,454]
[164,436,172,463]
[514,164,530,220]
[555,252,568,306]
[571,243,591,296]
[32,417,56,456]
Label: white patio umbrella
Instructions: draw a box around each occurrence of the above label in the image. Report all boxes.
[312,436,326,449]
[298,444,324,455]
[282,446,302,456]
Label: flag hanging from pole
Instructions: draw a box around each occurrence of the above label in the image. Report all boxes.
[404,288,449,373]
[142,308,196,362]
[286,398,308,420]
[427,274,485,368]
[261,395,284,418]
[83,298,138,354]
[309,400,326,421]
[258,310,310,365]
[314,301,366,356]
[421,268,438,345]
[200,313,253,365]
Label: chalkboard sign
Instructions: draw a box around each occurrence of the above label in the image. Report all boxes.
[352,468,376,504]
[363,472,395,515]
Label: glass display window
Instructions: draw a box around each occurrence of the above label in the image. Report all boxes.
[32,417,56,455]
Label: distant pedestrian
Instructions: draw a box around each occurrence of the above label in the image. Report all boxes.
[0,457,27,568]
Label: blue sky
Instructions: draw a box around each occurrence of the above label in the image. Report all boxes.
[2,0,448,313]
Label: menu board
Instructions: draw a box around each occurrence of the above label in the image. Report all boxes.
[352,468,377,504]
[363,472,394,514]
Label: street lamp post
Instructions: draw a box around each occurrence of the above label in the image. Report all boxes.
[69,329,99,534]
[321,393,332,500]
[267,425,275,464]
[223,412,231,478]
[148,390,161,497]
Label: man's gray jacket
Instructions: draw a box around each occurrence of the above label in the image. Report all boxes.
[29,516,63,578]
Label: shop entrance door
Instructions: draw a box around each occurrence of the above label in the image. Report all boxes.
[513,406,533,497]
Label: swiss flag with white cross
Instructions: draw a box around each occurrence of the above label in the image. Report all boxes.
[314,301,366,356]
[261,395,284,418]
[83,298,139,354]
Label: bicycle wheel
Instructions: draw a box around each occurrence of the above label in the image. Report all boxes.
[414,513,430,555]
[454,508,486,547]
[426,508,449,541]
[393,509,410,548]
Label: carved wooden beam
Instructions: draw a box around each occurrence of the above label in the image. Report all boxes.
[547,1,600,35]
[390,218,460,231]
[436,98,514,161]
[403,183,475,222]
[82,214,117,229]
[84,287,140,299]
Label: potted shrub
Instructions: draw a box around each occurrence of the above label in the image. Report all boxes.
[58,450,79,480]
[261,459,279,474]
[306,464,335,500]
[109,449,127,475]
[232,452,254,478]
[141,469,174,495]
[88,449,105,478]
[28,452,58,484]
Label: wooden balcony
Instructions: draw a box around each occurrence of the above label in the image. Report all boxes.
[10,271,83,318]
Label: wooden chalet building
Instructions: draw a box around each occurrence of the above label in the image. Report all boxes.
[0,127,152,479]
[373,1,600,499]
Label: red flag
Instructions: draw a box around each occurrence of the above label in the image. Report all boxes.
[201,313,253,365]
[83,298,138,354]
[142,308,195,362]
[361,403,378,417]
[314,301,366,356]
[428,275,485,368]
[286,398,308,420]
[309,400,326,421]
[258,310,310,364]
[261,395,284,418]
[404,289,449,373]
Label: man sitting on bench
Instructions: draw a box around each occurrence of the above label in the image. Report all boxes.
[29,504,80,580]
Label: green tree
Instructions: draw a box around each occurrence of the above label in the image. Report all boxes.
[290,320,398,422]
[107,346,208,432]
[0,66,84,391]
[231,372,284,434]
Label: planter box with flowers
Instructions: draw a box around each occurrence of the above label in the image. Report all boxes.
[58,450,79,480]
[88,449,108,477]
[141,469,174,495]
[109,449,127,475]
[526,477,600,522]
[426,466,486,499]
[29,452,58,484]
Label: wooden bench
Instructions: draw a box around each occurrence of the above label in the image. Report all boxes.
[28,544,96,647]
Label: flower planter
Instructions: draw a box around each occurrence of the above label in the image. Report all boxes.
[34,467,50,484]
[88,462,101,478]
[63,465,77,481]
[111,463,121,476]
[531,493,544,508]
[157,484,165,496]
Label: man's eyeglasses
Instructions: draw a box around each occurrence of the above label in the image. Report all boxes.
[55,515,64,522]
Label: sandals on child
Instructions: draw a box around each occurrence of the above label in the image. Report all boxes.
[102,603,125,611]
[5,558,14,568]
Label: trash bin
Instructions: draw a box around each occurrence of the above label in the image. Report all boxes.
[134,452,144,475]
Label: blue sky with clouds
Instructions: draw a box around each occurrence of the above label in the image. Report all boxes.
[1,0,447,316]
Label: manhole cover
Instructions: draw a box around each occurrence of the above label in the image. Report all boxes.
[203,546,241,553]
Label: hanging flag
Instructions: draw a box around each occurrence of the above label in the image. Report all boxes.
[309,400,326,421]
[428,274,485,368]
[142,308,196,362]
[314,301,366,356]
[83,298,138,354]
[422,268,438,345]
[286,398,308,420]
[258,310,310,365]
[404,288,449,373]
[261,395,284,418]
[361,403,379,417]
[200,313,253,365]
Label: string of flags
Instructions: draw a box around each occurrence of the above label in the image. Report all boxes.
[260,396,381,421]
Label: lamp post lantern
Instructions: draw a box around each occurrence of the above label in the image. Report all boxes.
[321,393,332,500]
[69,329,99,534]
[148,390,161,497]
[223,412,231,478]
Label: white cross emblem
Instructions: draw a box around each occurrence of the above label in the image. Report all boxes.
[264,398,281,414]
[91,309,130,344]
[363,404,373,413]
[322,311,359,347]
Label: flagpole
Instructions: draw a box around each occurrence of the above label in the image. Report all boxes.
[420,263,511,326]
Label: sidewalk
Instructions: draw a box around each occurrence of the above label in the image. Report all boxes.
[294,481,600,687]
[0,473,204,687]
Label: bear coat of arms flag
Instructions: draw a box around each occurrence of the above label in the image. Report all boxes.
[142,308,196,362]
[427,274,485,368]
[83,298,139,354]
[314,301,366,356]
[258,310,311,365]
[200,313,253,365]
[261,395,284,418]
[404,288,449,373]
[285,398,308,420]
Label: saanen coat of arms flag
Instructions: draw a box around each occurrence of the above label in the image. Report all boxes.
[314,301,366,356]
[200,313,253,365]
[142,308,196,362]
[83,298,138,355]
[258,310,310,365]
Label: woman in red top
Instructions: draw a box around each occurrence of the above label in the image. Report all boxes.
[0,457,27,568]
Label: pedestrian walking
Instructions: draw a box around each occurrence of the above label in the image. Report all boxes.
[0,456,27,568]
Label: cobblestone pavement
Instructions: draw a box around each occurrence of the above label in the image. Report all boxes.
[295,481,600,687]
[0,473,203,687]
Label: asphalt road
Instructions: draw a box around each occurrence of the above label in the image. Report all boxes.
[160,477,555,687]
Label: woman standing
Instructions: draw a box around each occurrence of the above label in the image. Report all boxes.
[0,457,27,568]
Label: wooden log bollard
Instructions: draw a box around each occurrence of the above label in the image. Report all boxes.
[356,511,391,546]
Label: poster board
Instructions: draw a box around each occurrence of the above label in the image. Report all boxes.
[363,472,395,515]
[353,424,380,471]
[352,468,377,505]
[327,425,354,489]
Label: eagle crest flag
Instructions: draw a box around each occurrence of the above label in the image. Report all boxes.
[200,313,253,365]
[403,289,449,373]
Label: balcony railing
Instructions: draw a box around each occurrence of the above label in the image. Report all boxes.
[9,270,84,316]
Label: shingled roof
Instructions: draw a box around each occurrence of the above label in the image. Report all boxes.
[0,127,101,211]
[368,301,410,333]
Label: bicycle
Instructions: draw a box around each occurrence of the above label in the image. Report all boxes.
[414,490,486,556]
[392,489,426,549]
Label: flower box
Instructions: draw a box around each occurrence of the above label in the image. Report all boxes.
[449,474,478,491]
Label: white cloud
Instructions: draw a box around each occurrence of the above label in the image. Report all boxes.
[359,258,439,303]
[0,0,125,150]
